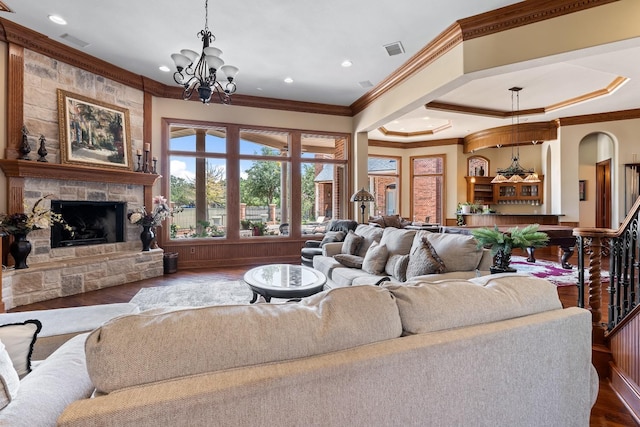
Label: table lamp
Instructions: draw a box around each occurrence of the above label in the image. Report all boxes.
[350,188,375,223]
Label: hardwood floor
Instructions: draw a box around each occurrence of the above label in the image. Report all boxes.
[8,251,637,426]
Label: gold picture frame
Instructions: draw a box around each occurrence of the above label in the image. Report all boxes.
[57,89,132,170]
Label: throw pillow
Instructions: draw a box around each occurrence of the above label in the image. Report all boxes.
[382,215,403,228]
[0,320,42,377]
[341,230,364,255]
[333,254,364,269]
[320,230,346,246]
[406,238,446,280]
[0,339,19,410]
[362,242,389,275]
[388,254,410,282]
[368,216,385,228]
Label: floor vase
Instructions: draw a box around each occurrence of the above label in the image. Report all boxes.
[140,226,155,252]
[9,233,31,269]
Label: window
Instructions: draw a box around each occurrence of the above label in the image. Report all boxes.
[169,126,227,238]
[368,156,400,216]
[164,120,349,240]
[411,155,445,224]
[239,128,291,237]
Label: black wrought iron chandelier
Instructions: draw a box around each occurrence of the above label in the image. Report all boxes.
[171,0,239,105]
[491,87,540,184]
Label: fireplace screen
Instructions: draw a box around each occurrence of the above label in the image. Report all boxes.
[51,201,126,248]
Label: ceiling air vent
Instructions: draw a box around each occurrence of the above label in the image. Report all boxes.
[60,33,90,48]
[383,41,405,57]
[359,80,373,88]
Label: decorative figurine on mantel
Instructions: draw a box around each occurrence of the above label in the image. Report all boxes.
[19,125,31,160]
[37,135,48,162]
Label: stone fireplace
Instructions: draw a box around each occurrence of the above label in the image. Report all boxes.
[0,160,162,310]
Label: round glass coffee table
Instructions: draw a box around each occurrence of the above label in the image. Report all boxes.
[244,264,327,303]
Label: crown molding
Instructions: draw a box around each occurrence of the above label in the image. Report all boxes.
[557,108,640,126]
[0,2,12,12]
[369,138,462,150]
[457,0,618,40]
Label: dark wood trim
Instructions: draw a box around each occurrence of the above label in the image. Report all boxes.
[464,121,558,153]
[426,100,545,118]
[610,362,640,424]
[457,0,617,40]
[0,159,159,186]
[6,43,23,159]
[557,108,640,126]
[0,1,13,13]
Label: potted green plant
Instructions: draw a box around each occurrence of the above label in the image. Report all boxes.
[471,224,549,273]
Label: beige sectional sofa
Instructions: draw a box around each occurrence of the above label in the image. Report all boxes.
[58,276,598,427]
[1,274,597,426]
[313,224,493,288]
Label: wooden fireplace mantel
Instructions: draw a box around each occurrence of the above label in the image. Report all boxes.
[0,159,160,186]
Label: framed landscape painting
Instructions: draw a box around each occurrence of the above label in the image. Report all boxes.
[57,89,132,170]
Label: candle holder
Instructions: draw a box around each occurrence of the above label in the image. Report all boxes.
[152,158,158,174]
[136,153,142,172]
[143,150,150,173]
[37,135,48,162]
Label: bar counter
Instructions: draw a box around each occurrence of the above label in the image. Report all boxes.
[460,213,562,227]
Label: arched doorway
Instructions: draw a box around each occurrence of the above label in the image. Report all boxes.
[578,132,615,228]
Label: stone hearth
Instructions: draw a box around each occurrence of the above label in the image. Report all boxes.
[0,161,162,310]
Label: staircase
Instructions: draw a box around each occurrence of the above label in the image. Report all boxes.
[574,196,640,422]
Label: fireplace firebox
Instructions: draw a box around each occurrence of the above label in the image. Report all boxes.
[51,201,126,248]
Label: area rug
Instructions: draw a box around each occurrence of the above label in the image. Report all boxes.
[510,256,609,287]
[130,281,255,310]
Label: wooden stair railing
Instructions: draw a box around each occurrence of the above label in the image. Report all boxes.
[573,196,640,379]
[574,196,640,336]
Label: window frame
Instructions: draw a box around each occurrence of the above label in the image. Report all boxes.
[161,118,350,243]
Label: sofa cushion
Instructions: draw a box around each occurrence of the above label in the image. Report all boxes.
[406,238,446,279]
[313,255,343,279]
[362,242,388,275]
[387,254,410,282]
[385,274,562,335]
[320,230,346,246]
[0,340,19,410]
[85,286,403,394]
[341,231,364,255]
[333,254,364,269]
[424,232,483,272]
[0,320,41,377]
[354,225,384,257]
[380,227,416,276]
[0,333,93,427]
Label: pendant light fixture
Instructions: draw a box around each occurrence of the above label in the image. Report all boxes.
[171,0,239,104]
[491,87,540,183]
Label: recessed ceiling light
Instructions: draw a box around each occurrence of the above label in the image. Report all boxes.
[422,116,430,120]
[159,65,170,72]
[48,15,67,25]
[341,60,352,68]
[284,77,293,84]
